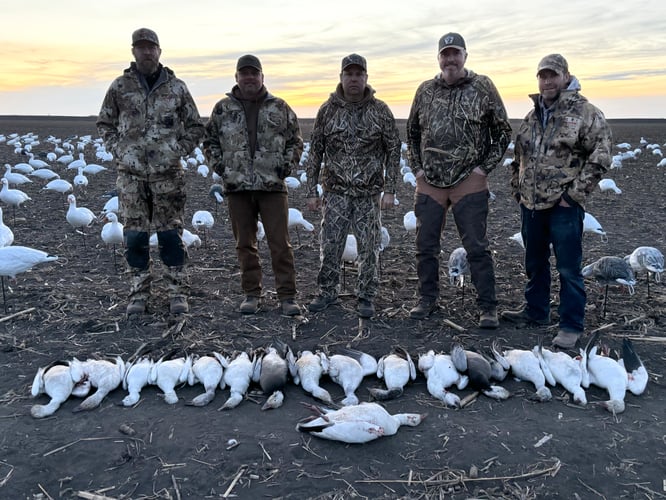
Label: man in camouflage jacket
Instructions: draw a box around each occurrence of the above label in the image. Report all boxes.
[304,54,401,318]
[203,54,303,316]
[407,33,511,328]
[97,28,204,316]
[503,54,612,349]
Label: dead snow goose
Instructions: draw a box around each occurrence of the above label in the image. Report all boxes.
[417,350,468,407]
[369,346,416,401]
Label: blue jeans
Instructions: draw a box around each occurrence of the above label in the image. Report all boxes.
[520,203,585,332]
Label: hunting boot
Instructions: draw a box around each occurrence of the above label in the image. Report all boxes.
[126,267,152,315]
[165,265,190,314]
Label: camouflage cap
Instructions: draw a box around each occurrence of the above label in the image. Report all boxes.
[236,54,262,71]
[132,28,160,47]
[341,53,367,71]
[537,54,569,76]
[438,32,466,53]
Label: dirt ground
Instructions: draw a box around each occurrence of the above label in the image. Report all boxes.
[0,115,664,500]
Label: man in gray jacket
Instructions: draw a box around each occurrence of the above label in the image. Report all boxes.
[407,32,511,328]
[97,28,204,316]
[204,55,303,316]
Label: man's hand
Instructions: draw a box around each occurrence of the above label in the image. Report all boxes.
[380,193,395,210]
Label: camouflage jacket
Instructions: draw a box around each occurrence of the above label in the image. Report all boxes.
[406,70,511,188]
[97,63,204,180]
[203,87,303,194]
[510,89,612,210]
[305,84,401,198]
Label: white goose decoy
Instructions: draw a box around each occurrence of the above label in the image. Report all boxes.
[0,245,58,312]
[450,344,510,400]
[322,348,378,406]
[296,402,426,444]
[101,196,119,216]
[11,162,33,175]
[403,171,417,187]
[288,350,334,405]
[285,176,301,189]
[186,353,226,407]
[3,164,32,186]
[196,164,209,178]
[66,194,96,246]
[341,234,358,289]
[509,231,525,249]
[73,166,89,191]
[43,178,73,194]
[67,152,87,170]
[217,351,255,410]
[369,346,416,401]
[582,256,636,316]
[625,246,664,297]
[101,212,124,267]
[533,342,586,405]
[288,207,314,244]
[30,362,78,418]
[27,152,49,169]
[491,342,552,402]
[417,350,468,407]
[182,228,202,248]
[69,357,125,412]
[191,210,214,247]
[29,168,60,181]
[598,178,621,194]
[403,210,416,233]
[208,184,224,214]
[121,356,155,406]
[447,247,470,287]
[256,220,266,242]
[0,207,14,247]
[583,212,607,241]
[252,340,291,410]
[0,178,31,223]
[149,354,193,404]
[82,163,107,175]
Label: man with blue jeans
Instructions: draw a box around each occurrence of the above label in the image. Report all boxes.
[502,54,612,348]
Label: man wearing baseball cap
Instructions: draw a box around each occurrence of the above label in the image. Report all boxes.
[97,28,204,316]
[203,55,303,317]
[407,32,511,328]
[503,53,612,349]
[305,53,401,319]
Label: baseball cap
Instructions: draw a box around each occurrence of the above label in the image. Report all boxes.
[341,53,367,72]
[537,54,569,76]
[237,54,262,71]
[438,32,466,53]
[132,28,159,47]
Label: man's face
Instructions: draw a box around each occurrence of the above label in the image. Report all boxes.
[437,47,467,85]
[538,69,568,105]
[132,41,161,75]
[235,67,264,98]
[340,65,367,102]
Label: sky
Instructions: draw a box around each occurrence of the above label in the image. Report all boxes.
[1,0,665,120]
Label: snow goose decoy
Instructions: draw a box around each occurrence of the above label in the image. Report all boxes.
[66,194,96,247]
[149,353,193,404]
[532,341,586,405]
[186,353,226,406]
[100,212,124,268]
[369,346,416,401]
[598,178,621,194]
[217,351,255,410]
[296,402,426,444]
[288,207,314,245]
[191,210,214,247]
[403,210,416,233]
[583,212,607,242]
[252,339,292,410]
[0,178,31,224]
[322,348,378,406]
[417,350,468,407]
[582,256,636,317]
[208,184,224,215]
[73,166,89,193]
[341,234,358,289]
[450,343,510,400]
[490,342,552,402]
[625,246,664,298]
[30,361,78,418]
[68,357,125,412]
[29,168,60,181]
[289,349,334,405]
[43,178,73,194]
[3,164,32,186]
[0,207,14,248]
[0,245,58,312]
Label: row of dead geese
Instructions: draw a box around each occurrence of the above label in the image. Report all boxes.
[30,332,648,443]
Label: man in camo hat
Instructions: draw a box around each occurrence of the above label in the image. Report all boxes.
[502,53,612,349]
[203,54,303,317]
[304,53,401,319]
[97,28,204,316]
[407,32,511,328]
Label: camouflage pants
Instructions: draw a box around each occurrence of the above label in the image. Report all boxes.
[117,171,189,298]
[318,192,381,300]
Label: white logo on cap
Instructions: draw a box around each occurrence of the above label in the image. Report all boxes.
[445,36,455,45]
